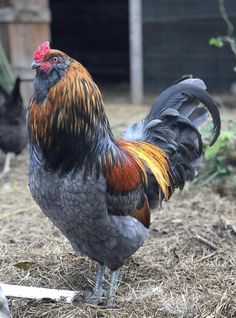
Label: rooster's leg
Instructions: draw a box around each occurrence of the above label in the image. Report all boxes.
[92,263,105,303]
[106,269,120,307]
[0,153,13,179]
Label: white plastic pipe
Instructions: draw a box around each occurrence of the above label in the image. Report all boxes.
[0,283,82,303]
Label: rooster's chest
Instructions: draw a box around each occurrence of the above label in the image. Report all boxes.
[29,162,108,235]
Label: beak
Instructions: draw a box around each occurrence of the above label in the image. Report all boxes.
[31,61,39,69]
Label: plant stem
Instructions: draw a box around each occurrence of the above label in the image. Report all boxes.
[218,0,234,36]
[199,170,219,187]
[217,0,236,59]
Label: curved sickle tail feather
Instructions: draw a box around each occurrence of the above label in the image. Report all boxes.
[123,77,221,208]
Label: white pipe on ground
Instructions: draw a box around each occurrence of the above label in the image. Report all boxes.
[0,283,82,304]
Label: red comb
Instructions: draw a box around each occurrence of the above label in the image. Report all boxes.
[34,41,50,61]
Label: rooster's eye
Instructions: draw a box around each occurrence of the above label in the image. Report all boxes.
[51,56,59,63]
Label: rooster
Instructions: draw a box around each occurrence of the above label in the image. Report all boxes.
[28,42,221,306]
[0,77,27,179]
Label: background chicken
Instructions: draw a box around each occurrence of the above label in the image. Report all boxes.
[28,42,221,306]
[0,77,27,179]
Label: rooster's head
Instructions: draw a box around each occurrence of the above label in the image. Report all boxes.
[31,41,70,76]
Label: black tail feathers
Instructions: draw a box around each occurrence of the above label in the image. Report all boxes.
[7,77,22,107]
[124,76,221,198]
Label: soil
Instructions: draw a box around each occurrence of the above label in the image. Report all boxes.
[0,102,235,318]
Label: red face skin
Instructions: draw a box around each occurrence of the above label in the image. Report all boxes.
[36,59,52,73]
[33,41,53,74]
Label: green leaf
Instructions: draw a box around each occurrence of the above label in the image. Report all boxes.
[14,261,35,270]
[204,130,233,160]
[209,37,224,48]
[219,131,234,140]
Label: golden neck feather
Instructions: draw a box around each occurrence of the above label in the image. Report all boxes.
[28,60,115,173]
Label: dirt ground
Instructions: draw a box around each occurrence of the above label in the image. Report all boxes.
[0,102,236,318]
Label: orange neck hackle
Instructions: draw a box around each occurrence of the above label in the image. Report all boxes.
[29,60,108,147]
[28,57,117,174]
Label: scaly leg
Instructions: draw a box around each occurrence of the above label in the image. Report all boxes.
[0,153,13,179]
[107,269,120,307]
[92,264,106,303]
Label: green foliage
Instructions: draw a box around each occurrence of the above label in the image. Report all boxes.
[209,0,236,72]
[209,37,224,48]
[204,130,233,160]
[14,261,36,270]
[196,122,236,185]
[0,40,14,94]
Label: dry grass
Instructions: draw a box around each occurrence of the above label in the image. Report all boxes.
[0,104,235,318]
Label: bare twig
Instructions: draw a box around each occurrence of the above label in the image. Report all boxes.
[218,0,234,36]
[195,235,219,250]
[199,252,217,262]
[125,285,163,301]
[0,207,34,220]
[217,0,236,58]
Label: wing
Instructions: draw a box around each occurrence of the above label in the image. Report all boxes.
[103,137,172,228]
[104,160,151,229]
